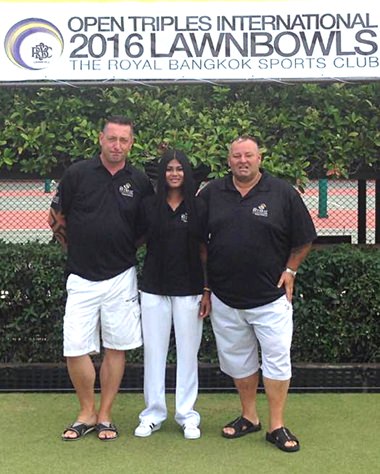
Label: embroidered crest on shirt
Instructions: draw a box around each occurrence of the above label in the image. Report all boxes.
[252,203,268,217]
[119,182,134,197]
[181,212,188,223]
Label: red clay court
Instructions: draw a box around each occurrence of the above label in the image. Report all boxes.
[0,179,376,244]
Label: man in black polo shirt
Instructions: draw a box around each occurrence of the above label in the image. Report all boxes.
[48,116,153,441]
[199,135,316,453]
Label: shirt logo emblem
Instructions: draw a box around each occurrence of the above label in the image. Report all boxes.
[119,182,134,198]
[252,203,268,217]
[181,212,188,223]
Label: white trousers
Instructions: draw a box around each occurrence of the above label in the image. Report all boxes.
[139,292,203,427]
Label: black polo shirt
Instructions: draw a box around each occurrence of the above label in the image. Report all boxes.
[139,196,205,296]
[199,171,317,309]
[51,156,153,281]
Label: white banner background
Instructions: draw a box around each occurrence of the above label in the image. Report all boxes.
[0,1,379,83]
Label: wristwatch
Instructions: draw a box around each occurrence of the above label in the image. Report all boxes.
[285,267,297,277]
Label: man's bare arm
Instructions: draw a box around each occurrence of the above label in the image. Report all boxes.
[48,208,67,250]
[286,242,313,273]
[277,242,313,301]
[198,242,211,319]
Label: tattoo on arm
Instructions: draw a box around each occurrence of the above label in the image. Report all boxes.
[48,208,67,248]
[287,243,313,270]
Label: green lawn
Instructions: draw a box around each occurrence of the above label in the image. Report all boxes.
[0,393,378,474]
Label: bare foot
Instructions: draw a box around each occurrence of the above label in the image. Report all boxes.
[96,421,119,441]
[62,418,97,440]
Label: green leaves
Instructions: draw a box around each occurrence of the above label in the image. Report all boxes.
[0,82,379,182]
[0,241,66,363]
[293,245,380,363]
[0,242,379,364]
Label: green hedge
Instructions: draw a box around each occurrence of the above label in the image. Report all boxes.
[292,245,380,363]
[0,241,65,363]
[0,242,379,364]
[1,83,379,184]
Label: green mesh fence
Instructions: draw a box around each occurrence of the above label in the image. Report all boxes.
[0,178,377,244]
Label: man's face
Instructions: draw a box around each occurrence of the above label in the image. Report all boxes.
[99,123,134,166]
[228,139,261,182]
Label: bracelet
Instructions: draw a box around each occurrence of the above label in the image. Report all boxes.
[285,267,297,277]
[203,287,212,293]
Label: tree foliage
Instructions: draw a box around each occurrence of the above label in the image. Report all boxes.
[0,83,379,185]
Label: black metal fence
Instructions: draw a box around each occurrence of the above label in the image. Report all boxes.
[1,363,379,393]
[0,177,379,244]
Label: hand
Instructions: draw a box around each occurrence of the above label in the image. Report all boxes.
[277,271,295,302]
[199,292,211,319]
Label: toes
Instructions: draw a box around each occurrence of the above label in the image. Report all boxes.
[63,430,78,439]
[285,440,297,448]
[223,427,235,436]
[98,431,117,440]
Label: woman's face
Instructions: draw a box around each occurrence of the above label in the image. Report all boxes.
[166,158,184,189]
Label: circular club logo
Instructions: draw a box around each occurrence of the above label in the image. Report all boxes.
[5,18,64,70]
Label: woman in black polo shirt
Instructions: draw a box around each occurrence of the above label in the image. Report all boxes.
[134,149,210,440]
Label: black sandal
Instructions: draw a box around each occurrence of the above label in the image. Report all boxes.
[96,422,119,441]
[222,416,261,439]
[266,426,300,452]
[62,422,95,441]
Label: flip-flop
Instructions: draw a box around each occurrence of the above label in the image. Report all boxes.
[266,426,300,452]
[62,422,95,441]
[96,422,119,441]
[222,416,261,439]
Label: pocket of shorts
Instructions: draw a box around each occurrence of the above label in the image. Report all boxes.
[66,274,82,292]
[283,298,292,313]
[125,294,141,319]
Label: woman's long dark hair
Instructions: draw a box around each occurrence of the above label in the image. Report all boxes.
[150,149,203,291]
[152,149,199,239]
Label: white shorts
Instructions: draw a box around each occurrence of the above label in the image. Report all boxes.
[211,294,293,381]
[63,267,142,357]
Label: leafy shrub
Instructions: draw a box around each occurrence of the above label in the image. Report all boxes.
[293,244,380,362]
[1,83,379,183]
[0,241,66,363]
[0,242,379,363]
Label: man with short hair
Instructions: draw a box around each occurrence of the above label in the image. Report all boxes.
[48,116,153,441]
[199,135,316,452]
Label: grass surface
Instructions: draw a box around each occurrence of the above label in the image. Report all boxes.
[0,393,378,474]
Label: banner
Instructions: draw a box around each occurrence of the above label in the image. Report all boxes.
[0,0,379,83]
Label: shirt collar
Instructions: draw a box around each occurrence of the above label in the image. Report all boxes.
[94,155,132,175]
[225,169,270,193]
[167,200,186,214]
